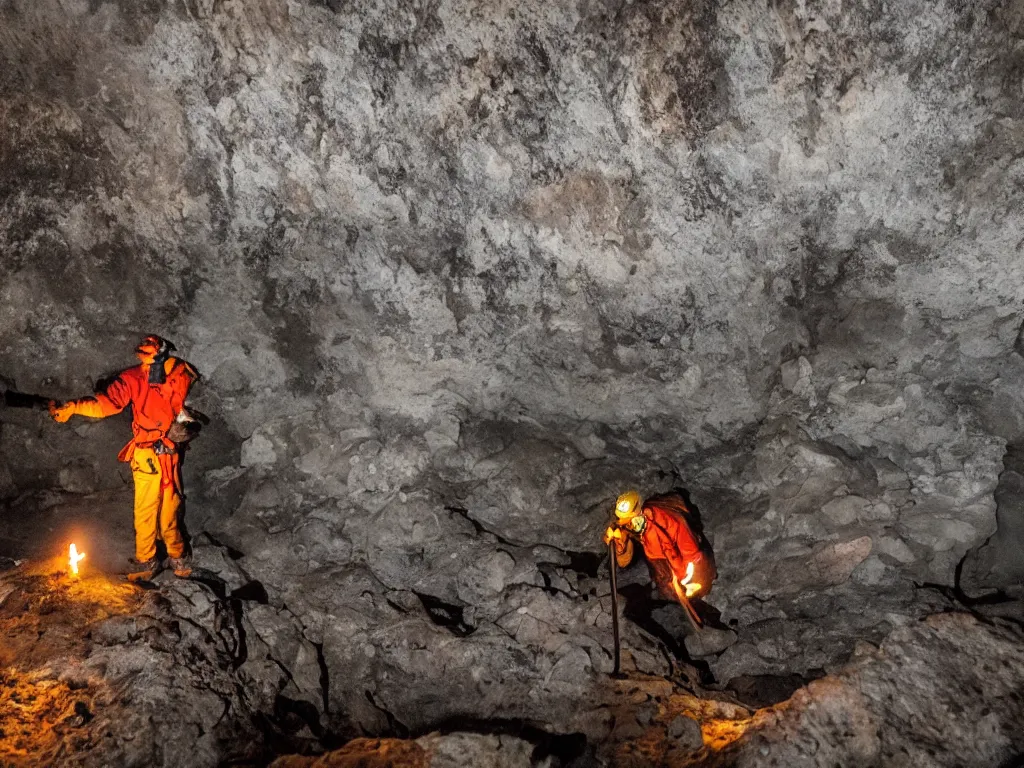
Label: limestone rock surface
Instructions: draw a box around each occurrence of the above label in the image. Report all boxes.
[702,613,1024,768]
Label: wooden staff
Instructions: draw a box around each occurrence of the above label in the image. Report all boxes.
[609,540,621,676]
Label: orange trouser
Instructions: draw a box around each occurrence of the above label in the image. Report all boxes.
[130,447,185,562]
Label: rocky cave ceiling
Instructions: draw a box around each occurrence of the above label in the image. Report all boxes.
[2,0,1024,766]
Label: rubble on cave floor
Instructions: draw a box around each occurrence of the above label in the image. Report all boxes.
[0,546,743,768]
[266,612,1024,768]
[0,559,142,765]
[0,551,275,767]
[4,485,1024,768]
[3,540,1024,767]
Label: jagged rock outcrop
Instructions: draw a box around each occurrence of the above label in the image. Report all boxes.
[700,612,1024,768]
[4,502,1024,766]
[0,552,271,767]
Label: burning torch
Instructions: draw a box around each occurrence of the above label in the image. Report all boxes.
[672,561,704,632]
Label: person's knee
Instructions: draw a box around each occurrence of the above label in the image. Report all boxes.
[161,489,182,516]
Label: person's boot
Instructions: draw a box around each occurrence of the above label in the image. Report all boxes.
[169,554,192,578]
[126,558,160,582]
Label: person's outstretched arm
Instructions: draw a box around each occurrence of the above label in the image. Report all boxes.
[50,375,133,422]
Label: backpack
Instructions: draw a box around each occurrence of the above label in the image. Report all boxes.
[644,491,715,563]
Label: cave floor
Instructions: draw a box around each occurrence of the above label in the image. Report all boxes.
[2,494,1024,767]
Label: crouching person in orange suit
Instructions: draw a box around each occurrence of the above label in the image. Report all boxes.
[603,489,717,605]
[50,335,199,580]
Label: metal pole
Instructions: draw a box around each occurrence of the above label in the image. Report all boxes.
[609,540,621,676]
[672,574,705,633]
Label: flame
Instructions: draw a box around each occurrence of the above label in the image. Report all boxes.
[69,543,85,577]
[675,561,702,600]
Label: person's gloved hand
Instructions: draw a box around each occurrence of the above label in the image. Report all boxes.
[603,525,624,546]
[49,401,74,423]
[673,568,701,599]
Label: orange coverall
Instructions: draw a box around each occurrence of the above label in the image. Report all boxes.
[612,496,716,599]
[60,358,198,563]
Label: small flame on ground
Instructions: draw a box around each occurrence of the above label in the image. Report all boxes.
[69,543,85,577]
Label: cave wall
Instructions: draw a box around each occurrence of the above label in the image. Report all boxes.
[3,0,1024,483]
[3,0,1024,734]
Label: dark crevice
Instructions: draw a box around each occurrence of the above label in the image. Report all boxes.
[250,712,322,761]
[414,591,476,636]
[194,532,246,560]
[313,641,331,716]
[385,597,410,613]
[189,572,230,599]
[445,505,520,548]
[364,690,410,738]
[904,529,992,607]
[229,596,248,669]
[961,442,1024,592]
[415,717,590,766]
[187,571,250,668]
[537,568,558,595]
[248,649,344,757]
[230,580,269,604]
[725,672,822,709]
[536,564,578,598]
[1,389,51,410]
[912,577,1024,631]
[565,550,603,579]
[273,695,325,739]
[618,583,686,658]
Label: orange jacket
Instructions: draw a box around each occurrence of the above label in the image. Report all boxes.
[635,502,702,577]
[64,358,198,483]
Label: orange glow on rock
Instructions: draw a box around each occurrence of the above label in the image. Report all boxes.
[701,716,754,750]
[69,543,85,577]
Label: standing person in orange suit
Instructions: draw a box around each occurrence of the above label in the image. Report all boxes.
[603,489,716,602]
[50,335,200,580]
